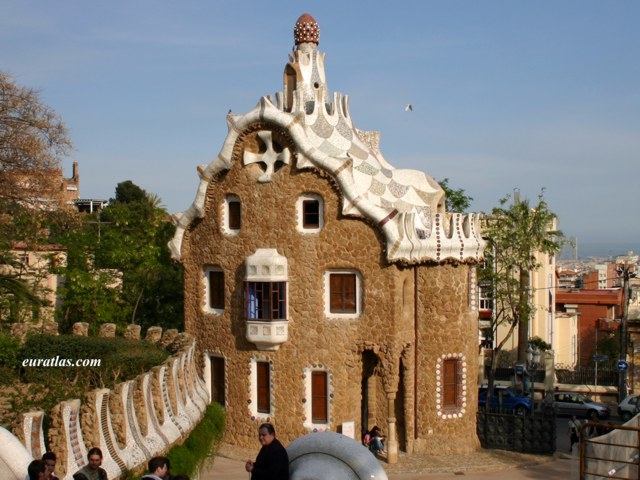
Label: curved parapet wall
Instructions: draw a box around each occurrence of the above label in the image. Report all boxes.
[17,411,46,460]
[287,431,388,480]
[10,336,209,480]
[0,426,32,480]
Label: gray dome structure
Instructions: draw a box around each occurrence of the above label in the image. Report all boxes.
[287,431,388,480]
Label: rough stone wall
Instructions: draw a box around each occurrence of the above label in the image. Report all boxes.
[414,264,480,454]
[179,125,486,460]
[182,127,417,450]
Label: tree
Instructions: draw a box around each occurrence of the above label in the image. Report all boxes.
[439,178,473,212]
[480,190,564,405]
[55,182,183,332]
[0,73,73,326]
[0,72,72,208]
[113,180,148,204]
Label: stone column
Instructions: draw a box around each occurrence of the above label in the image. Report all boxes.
[544,350,556,395]
[386,393,398,464]
[72,322,89,336]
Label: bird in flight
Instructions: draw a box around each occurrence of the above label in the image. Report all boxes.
[404,104,413,111]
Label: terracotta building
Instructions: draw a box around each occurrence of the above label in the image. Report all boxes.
[170,14,485,461]
[556,289,623,366]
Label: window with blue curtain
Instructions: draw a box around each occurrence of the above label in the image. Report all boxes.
[245,281,286,320]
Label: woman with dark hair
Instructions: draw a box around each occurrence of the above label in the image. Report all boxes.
[364,426,386,455]
[245,423,289,479]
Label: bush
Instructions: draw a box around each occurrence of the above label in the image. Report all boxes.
[0,334,21,384]
[168,403,225,478]
[0,333,21,368]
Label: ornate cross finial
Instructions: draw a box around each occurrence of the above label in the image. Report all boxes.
[243,131,290,183]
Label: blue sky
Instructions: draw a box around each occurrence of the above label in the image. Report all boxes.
[2,1,638,255]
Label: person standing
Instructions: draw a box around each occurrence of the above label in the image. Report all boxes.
[73,447,108,480]
[245,423,289,480]
[568,415,581,453]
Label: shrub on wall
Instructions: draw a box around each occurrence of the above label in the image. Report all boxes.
[168,403,225,478]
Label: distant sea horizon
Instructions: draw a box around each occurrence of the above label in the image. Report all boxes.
[560,241,639,260]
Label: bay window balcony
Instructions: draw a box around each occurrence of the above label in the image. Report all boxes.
[244,249,288,350]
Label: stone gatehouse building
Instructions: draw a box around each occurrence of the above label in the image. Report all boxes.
[170,13,486,461]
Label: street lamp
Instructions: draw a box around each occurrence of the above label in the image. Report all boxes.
[523,344,542,396]
[526,344,541,369]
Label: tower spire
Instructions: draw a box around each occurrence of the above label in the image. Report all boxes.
[284,14,327,113]
[294,13,320,45]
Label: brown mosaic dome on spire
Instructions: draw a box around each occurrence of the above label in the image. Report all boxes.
[294,13,319,45]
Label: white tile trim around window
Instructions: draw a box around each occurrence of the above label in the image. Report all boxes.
[435,353,467,420]
[248,357,272,421]
[323,270,362,319]
[302,365,332,432]
[295,193,323,233]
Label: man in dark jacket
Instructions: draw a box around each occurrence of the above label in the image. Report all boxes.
[245,423,289,480]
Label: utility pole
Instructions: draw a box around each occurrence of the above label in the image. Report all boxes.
[617,252,638,402]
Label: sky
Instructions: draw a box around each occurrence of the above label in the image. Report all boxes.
[2,1,639,257]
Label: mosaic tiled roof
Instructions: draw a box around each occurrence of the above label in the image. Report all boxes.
[170,14,485,264]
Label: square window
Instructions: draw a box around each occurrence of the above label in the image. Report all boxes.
[324,271,361,318]
[296,194,323,233]
[329,273,356,313]
[245,282,287,320]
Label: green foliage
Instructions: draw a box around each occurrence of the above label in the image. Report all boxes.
[529,336,552,351]
[20,334,169,388]
[480,190,565,361]
[439,177,473,212]
[168,403,225,478]
[596,332,620,366]
[0,333,21,367]
[51,181,183,332]
[114,180,148,204]
[0,333,21,384]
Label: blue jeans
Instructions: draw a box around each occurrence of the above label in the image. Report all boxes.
[370,437,384,453]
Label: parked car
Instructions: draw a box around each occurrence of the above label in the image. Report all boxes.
[478,385,533,415]
[618,395,640,421]
[553,392,610,419]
